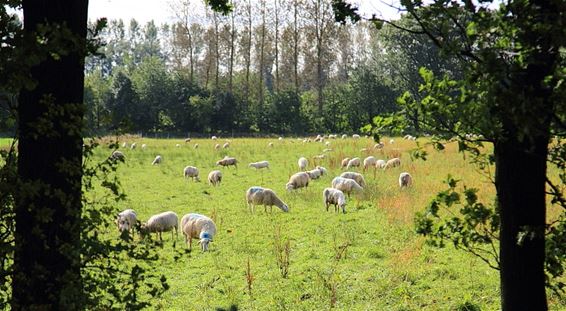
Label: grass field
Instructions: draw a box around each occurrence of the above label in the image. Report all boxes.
[4,136,565,310]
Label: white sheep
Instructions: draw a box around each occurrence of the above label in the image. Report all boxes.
[286,172,310,191]
[389,139,395,144]
[216,156,238,168]
[375,159,386,169]
[278,137,283,141]
[194,143,199,149]
[223,142,230,149]
[314,154,326,160]
[110,150,125,161]
[211,135,218,140]
[249,160,270,170]
[346,157,361,170]
[399,172,413,188]
[121,142,127,148]
[185,137,191,143]
[298,157,308,171]
[246,186,289,213]
[140,211,178,241]
[116,209,137,235]
[152,155,162,165]
[175,143,181,148]
[341,134,347,139]
[363,156,377,171]
[340,171,367,188]
[141,143,147,150]
[323,148,333,153]
[207,170,222,186]
[214,143,220,150]
[183,166,201,181]
[181,213,217,251]
[374,142,384,149]
[341,157,351,168]
[130,142,137,150]
[325,141,331,147]
[316,166,328,176]
[323,188,346,213]
[352,134,360,139]
[307,168,322,180]
[331,176,363,197]
[268,142,274,147]
[384,157,401,169]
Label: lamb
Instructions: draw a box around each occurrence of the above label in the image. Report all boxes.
[216,156,238,168]
[313,154,326,160]
[139,211,178,241]
[184,137,191,143]
[298,157,308,171]
[389,139,395,144]
[340,171,367,188]
[323,188,346,213]
[249,160,270,170]
[121,142,127,148]
[116,209,138,235]
[183,166,201,181]
[130,142,137,150]
[223,142,230,149]
[207,170,222,186]
[286,172,310,191]
[375,159,386,169]
[346,157,361,170]
[399,172,413,188]
[363,156,377,171]
[316,166,328,176]
[152,155,162,165]
[181,213,217,251]
[384,157,401,169]
[331,176,363,197]
[352,134,360,139]
[278,137,283,141]
[246,186,289,213]
[325,141,331,147]
[341,134,347,139]
[110,150,125,161]
[341,157,351,168]
[307,168,322,180]
[175,143,181,148]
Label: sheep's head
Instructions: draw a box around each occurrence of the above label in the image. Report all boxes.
[279,204,289,213]
[138,223,150,238]
[117,217,131,232]
[199,232,213,251]
[285,182,294,191]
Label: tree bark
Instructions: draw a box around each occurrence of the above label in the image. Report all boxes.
[13,1,87,310]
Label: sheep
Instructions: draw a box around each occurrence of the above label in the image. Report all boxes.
[214,143,220,150]
[331,177,363,197]
[141,143,147,150]
[389,139,395,144]
[375,159,386,169]
[249,160,270,170]
[110,150,125,161]
[340,171,367,188]
[139,211,178,241]
[346,157,361,170]
[341,157,351,168]
[216,156,238,168]
[329,134,337,139]
[211,135,218,140]
[298,157,308,171]
[207,170,222,186]
[121,142,127,148]
[116,209,137,235]
[341,134,347,139]
[313,154,326,160]
[152,155,162,165]
[194,143,199,149]
[307,168,322,180]
[278,137,283,141]
[363,156,377,171]
[374,142,384,149]
[183,166,201,181]
[323,188,346,213]
[384,157,401,169]
[399,172,413,188]
[360,148,368,152]
[325,141,331,147]
[352,134,361,139]
[268,142,274,147]
[286,172,310,191]
[223,142,230,149]
[130,142,137,150]
[323,148,333,153]
[185,137,191,143]
[246,186,289,213]
[175,143,181,148]
[181,213,217,251]
[316,166,328,176]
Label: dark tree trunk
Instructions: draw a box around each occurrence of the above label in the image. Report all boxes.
[495,132,549,311]
[12,1,87,310]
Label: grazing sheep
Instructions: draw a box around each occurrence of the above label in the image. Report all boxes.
[363,156,377,171]
[389,139,395,144]
[141,143,147,150]
[246,186,289,213]
[249,160,270,170]
[214,143,220,150]
[176,144,181,148]
[286,172,310,191]
[152,155,162,165]
[121,142,127,148]
[194,143,199,149]
[323,148,332,153]
[207,170,222,186]
[384,157,401,169]
[278,137,283,141]
[223,142,230,149]
[346,157,361,170]
[183,166,201,181]
[325,141,331,147]
[374,142,384,149]
[323,188,346,213]
[298,157,308,171]
[307,168,322,180]
[314,154,326,160]
[316,166,328,176]
[360,148,368,152]
[268,142,274,147]
[352,134,360,139]
[375,159,386,169]
[340,171,367,188]
[110,150,125,161]
[399,172,413,188]
[329,134,337,139]
[139,211,178,241]
[116,209,137,235]
[130,142,137,150]
[341,134,347,139]
[185,137,191,143]
[341,157,351,168]
[181,213,217,251]
[331,177,363,197]
[216,156,238,168]
[211,135,218,140]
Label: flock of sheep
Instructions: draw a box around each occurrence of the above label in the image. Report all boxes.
[112,134,414,252]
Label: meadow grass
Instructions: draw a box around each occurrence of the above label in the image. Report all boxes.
[4,136,565,310]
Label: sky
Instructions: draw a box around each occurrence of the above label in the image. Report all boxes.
[88,0,403,25]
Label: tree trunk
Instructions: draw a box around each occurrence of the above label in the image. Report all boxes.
[228,11,235,92]
[495,132,549,311]
[293,0,299,93]
[12,1,87,310]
